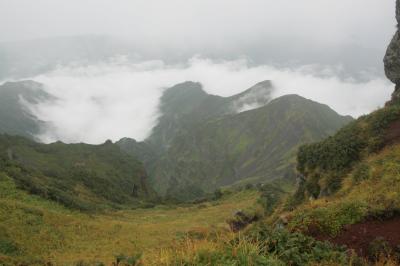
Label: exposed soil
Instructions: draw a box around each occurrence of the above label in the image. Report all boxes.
[313,217,400,258]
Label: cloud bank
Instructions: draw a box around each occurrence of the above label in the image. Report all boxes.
[28,58,392,144]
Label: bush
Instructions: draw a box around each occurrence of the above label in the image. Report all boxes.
[0,237,19,255]
[289,201,368,237]
[257,183,286,214]
[368,237,392,260]
[213,188,223,200]
[352,163,370,183]
[114,253,142,266]
[227,207,264,232]
[246,225,349,266]
[295,105,400,205]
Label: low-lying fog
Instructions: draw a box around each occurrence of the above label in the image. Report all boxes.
[22,57,392,144]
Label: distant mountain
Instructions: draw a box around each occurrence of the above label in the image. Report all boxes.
[0,81,52,141]
[0,135,155,210]
[118,81,353,200]
[146,81,273,152]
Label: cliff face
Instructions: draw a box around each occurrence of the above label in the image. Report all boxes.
[384,0,400,102]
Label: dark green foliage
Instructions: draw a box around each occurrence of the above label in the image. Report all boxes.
[114,253,142,266]
[227,209,263,232]
[247,225,349,266]
[0,238,19,256]
[285,181,307,210]
[352,163,371,183]
[0,134,155,210]
[257,183,286,214]
[175,225,350,266]
[289,201,368,237]
[213,188,223,200]
[296,105,400,201]
[368,237,392,260]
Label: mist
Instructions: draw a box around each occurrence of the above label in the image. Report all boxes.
[25,57,392,144]
[0,0,395,78]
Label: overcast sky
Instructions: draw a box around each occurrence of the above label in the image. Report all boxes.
[0,0,397,143]
[0,0,395,57]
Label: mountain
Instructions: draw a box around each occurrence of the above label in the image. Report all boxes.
[0,81,52,141]
[0,135,155,210]
[118,81,352,200]
[145,80,274,153]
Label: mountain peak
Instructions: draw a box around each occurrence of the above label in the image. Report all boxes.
[234,80,273,97]
[162,81,206,98]
[229,80,274,113]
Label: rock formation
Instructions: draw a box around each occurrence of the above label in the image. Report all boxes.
[384,0,400,103]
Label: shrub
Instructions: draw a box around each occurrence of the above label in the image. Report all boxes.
[227,207,264,232]
[0,238,19,256]
[114,253,142,266]
[368,237,392,260]
[352,163,371,183]
[213,188,223,200]
[295,104,400,205]
[247,225,349,266]
[289,201,368,237]
[257,183,286,214]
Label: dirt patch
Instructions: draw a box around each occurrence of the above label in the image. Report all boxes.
[386,119,400,145]
[314,217,400,258]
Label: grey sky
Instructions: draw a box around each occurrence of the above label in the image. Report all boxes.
[0,0,395,69]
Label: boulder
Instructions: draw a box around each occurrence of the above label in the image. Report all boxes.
[384,0,400,103]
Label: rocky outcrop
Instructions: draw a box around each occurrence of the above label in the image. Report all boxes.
[384,0,400,103]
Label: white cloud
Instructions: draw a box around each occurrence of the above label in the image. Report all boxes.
[27,57,393,144]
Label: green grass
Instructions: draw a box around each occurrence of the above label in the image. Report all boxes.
[0,173,260,265]
[0,134,155,211]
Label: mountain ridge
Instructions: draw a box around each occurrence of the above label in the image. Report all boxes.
[118,83,353,200]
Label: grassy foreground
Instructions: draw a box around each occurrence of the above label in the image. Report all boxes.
[0,174,259,265]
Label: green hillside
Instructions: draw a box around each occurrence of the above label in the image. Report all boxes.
[0,135,155,211]
[145,80,274,153]
[120,87,353,200]
[295,103,400,202]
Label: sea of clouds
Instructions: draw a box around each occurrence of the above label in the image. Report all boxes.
[24,57,392,144]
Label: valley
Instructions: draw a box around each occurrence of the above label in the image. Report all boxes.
[0,174,259,265]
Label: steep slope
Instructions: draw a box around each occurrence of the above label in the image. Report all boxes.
[295,105,400,202]
[277,109,400,260]
[150,94,352,200]
[0,81,52,140]
[0,135,154,210]
[119,81,352,201]
[270,5,400,259]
